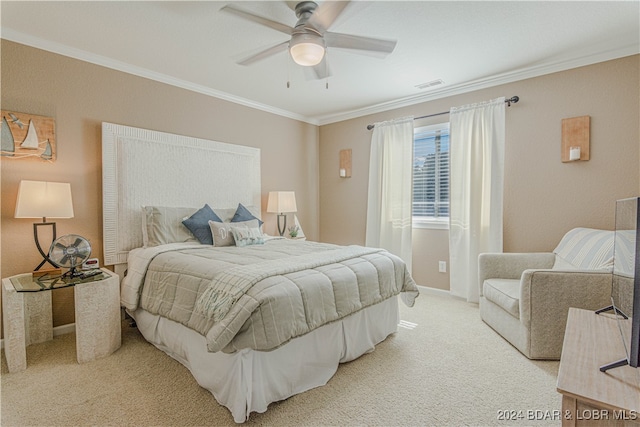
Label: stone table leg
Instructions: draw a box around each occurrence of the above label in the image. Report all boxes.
[2,277,52,373]
[74,272,121,364]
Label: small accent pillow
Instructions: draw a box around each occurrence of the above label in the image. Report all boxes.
[553,227,614,270]
[231,203,264,226]
[552,255,578,270]
[182,204,222,245]
[143,206,199,247]
[231,224,265,247]
[209,219,259,247]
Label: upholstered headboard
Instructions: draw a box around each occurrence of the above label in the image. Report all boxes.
[102,122,261,267]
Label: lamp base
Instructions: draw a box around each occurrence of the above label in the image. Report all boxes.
[33,221,59,271]
[276,214,287,237]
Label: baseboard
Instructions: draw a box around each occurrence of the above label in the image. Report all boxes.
[53,323,76,337]
[416,284,451,297]
[0,323,75,350]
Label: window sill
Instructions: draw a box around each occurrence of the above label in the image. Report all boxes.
[412,218,449,230]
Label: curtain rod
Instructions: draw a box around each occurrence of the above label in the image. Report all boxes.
[366,96,520,130]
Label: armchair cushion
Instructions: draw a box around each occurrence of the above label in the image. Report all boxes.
[483,279,520,318]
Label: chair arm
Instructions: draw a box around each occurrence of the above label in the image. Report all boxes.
[478,253,555,296]
[519,269,612,329]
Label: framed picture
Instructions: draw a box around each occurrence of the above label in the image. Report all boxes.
[1,110,56,161]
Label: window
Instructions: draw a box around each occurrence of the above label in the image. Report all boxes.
[413,123,450,228]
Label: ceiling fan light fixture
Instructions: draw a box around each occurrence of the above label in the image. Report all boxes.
[289,33,325,66]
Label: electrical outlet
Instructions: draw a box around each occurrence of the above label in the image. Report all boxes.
[438,261,447,273]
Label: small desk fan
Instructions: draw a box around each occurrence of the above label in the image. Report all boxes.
[49,234,91,278]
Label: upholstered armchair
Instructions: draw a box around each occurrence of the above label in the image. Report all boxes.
[478,228,614,360]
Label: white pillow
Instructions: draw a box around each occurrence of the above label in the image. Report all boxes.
[142,206,199,247]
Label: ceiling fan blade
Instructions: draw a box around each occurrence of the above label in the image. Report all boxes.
[325,32,397,55]
[238,41,290,66]
[307,1,350,33]
[220,5,294,35]
[309,57,331,80]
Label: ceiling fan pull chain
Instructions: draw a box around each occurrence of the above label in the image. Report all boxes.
[325,50,329,89]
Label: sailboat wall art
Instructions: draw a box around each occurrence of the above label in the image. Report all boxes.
[1,110,56,161]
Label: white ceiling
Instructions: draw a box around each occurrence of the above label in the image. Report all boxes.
[2,1,639,125]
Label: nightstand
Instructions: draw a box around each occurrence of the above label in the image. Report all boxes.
[2,268,121,373]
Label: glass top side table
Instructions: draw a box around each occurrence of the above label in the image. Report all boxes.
[10,270,108,292]
[2,268,121,373]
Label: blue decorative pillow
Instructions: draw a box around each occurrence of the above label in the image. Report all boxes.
[231,203,264,226]
[182,204,222,245]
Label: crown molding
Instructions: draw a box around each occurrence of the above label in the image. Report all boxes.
[316,44,639,126]
[1,29,320,126]
[3,29,637,128]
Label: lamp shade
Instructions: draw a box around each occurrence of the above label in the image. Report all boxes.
[267,191,297,214]
[14,180,74,219]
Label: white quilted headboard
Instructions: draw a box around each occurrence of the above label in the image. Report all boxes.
[102,122,261,266]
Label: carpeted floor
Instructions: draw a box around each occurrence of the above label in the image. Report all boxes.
[1,292,560,426]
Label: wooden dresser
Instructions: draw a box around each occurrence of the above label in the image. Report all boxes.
[557,308,640,426]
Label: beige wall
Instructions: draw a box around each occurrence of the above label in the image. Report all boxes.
[2,39,638,325]
[0,40,319,327]
[319,55,640,290]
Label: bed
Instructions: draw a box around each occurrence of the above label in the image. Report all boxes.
[102,122,419,423]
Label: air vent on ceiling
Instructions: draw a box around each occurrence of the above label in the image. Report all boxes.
[415,79,444,90]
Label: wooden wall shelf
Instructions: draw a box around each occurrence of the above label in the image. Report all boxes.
[561,116,590,162]
[339,149,352,178]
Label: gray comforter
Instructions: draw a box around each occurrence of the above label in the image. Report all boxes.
[122,238,418,353]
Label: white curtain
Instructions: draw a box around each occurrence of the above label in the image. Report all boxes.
[449,97,505,302]
[366,116,414,272]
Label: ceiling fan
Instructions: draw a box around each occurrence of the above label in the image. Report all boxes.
[221,1,397,79]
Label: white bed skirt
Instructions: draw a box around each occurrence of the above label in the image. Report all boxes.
[130,296,400,423]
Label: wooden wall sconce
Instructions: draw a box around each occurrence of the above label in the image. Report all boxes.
[339,149,352,178]
[561,116,590,162]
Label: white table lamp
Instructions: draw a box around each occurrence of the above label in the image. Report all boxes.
[267,191,297,236]
[14,180,74,271]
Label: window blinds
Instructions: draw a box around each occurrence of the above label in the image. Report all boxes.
[413,124,450,218]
